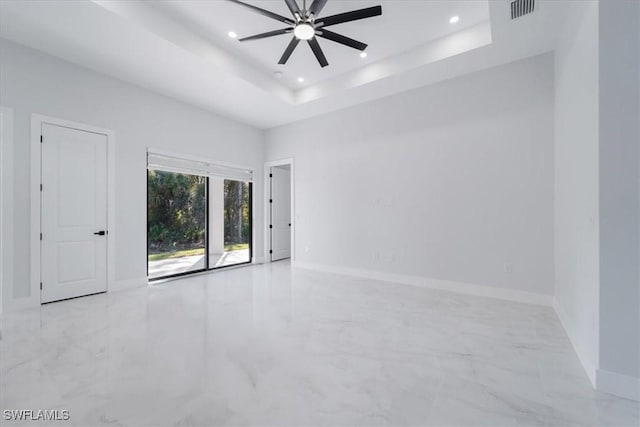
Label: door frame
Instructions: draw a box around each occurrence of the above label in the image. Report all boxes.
[31,114,116,305]
[1,106,14,313]
[263,158,294,263]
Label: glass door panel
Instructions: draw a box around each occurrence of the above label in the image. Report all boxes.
[147,170,207,279]
[209,179,251,268]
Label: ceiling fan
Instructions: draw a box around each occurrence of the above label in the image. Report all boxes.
[228,0,382,68]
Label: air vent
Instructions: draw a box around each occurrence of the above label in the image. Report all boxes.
[511,0,535,19]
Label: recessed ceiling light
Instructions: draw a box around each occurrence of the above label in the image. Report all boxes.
[297,77,305,83]
[360,52,368,58]
[449,16,459,24]
[228,31,238,38]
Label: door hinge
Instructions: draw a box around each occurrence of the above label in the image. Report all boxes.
[40,233,43,240]
[269,199,273,203]
[269,173,273,178]
[40,184,43,191]
[40,282,42,290]
[269,250,273,254]
[269,224,273,229]
[40,135,43,143]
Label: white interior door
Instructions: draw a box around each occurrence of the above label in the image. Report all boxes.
[41,124,108,303]
[270,166,291,261]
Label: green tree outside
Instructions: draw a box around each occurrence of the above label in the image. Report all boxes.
[147,170,251,257]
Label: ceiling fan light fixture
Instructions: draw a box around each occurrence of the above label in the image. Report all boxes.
[294,23,315,40]
[230,0,382,68]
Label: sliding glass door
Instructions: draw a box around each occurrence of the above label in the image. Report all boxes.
[147,166,252,281]
[147,170,207,280]
[208,179,252,268]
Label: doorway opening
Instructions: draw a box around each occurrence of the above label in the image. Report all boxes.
[267,162,293,262]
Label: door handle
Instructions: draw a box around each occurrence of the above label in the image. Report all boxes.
[93,230,107,236]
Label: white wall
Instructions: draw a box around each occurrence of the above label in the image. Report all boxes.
[553,0,600,385]
[0,39,264,304]
[554,0,640,398]
[266,54,555,298]
[1,107,14,313]
[597,0,640,392]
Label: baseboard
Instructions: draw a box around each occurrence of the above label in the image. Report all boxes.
[293,261,553,307]
[252,257,266,264]
[2,278,148,312]
[597,369,640,401]
[3,295,40,312]
[109,277,148,292]
[552,297,597,387]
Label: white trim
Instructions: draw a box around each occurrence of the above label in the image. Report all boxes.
[597,369,640,401]
[5,296,40,312]
[147,150,254,181]
[147,147,254,173]
[1,106,14,313]
[552,297,597,387]
[31,114,116,307]
[294,261,553,307]
[264,158,295,264]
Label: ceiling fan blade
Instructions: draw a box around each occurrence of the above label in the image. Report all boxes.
[316,5,382,27]
[239,28,292,42]
[308,0,329,16]
[316,29,367,51]
[228,0,294,24]
[308,38,329,67]
[283,0,300,16]
[279,37,300,64]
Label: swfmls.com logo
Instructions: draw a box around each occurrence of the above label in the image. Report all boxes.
[3,409,70,421]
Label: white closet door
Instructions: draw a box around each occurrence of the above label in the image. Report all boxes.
[270,167,291,261]
[41,124,108,303]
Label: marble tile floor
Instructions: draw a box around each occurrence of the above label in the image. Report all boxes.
[1,261,638,427]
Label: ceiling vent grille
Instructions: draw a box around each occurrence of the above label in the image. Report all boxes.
[511,0,535,19]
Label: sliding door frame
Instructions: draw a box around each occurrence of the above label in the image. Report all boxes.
[146,169,254,281]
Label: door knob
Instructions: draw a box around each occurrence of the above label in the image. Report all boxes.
[93,230,107,236]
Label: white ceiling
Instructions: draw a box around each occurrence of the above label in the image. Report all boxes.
[0,1,568,129]
[152,1,490,88]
